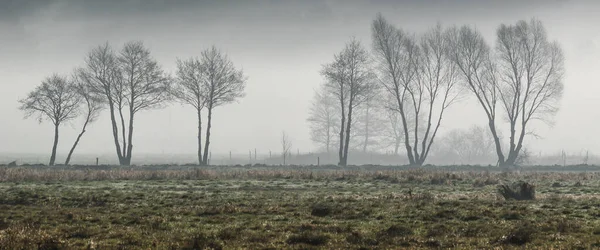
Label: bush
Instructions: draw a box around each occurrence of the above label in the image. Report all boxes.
[311,203,333,217]
[381,224,413,237]
[499,223,535,246]
[498,181,535,200]
[286,232,329,246]
[182,232,223,250]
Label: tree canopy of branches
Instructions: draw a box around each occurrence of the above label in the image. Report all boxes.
[447,18,564,166]
[371,14,460,166]
[18,74,81,166]
[189,46,247,166]
[78,41,171,165]
[321,38,375,166]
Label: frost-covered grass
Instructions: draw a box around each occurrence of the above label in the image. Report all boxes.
[0,166,599,249]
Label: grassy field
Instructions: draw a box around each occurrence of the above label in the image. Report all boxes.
[0,165,600,249]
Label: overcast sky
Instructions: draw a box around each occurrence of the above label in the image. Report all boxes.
[1,0,599,162]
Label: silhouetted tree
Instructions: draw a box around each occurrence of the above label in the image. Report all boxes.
[18,74,81,166]
[172,57,206,165]
[447,18,564,166]
[372,14,460,166]
[64,72,104,165]
[78,41,171,165]
[321,38,375,166]
[495,18,564,166]
[199,46,247,165]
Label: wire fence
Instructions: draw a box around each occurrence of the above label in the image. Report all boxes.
[0,149,597,166]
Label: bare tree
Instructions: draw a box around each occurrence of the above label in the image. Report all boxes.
[494,18,564,166]
[200,46,247,165]
[78,41,171,165]
[371,14,460,166]
[307,86,339,153]
[321,38,374,166]
[64,72,104,165]
[447,19,564,166]
[18,74,81,166]
[446,25,505,165]
[281,131,292,165]
[172,57,206,165]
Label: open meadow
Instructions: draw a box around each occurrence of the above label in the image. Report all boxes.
[0,165,600,249]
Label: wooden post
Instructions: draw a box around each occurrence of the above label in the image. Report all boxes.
[254,148,257,160]
[317,157,320,166]
[96,157,99,166]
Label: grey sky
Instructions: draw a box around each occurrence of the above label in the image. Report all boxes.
[1,0,599,162]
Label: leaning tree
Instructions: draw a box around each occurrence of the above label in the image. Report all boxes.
[64,71,104,165]
[18,74,81,166]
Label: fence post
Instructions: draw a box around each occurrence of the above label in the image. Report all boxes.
[317,157,320,166]
[96,157,99,166]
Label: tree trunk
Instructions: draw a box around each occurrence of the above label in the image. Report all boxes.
[197,108,203,165]
[488,119,506,167]
[65,117,91,165]
[363,104,369,153]
[119,106,128,158]
[325,121,330,153]
[107,100,124,164]
[124,109,135,166]
[49,123,60,166]
[342,100,354,167]
[202,105,213,166]
[338,103,346,166]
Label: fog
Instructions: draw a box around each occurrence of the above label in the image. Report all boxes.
[1,0,599,164]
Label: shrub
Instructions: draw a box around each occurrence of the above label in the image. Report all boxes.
[498,181,535,200]
[311,203,333,217]
[182,232,223,250]
[286,232,329,246]
[381,224,413,237]
[499,223,535,246]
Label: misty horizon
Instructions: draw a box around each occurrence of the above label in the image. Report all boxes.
[2,0,599,165]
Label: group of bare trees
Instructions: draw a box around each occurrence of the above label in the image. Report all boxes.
[18,74,101,166]
[19,41,246,166]
[309,14,564,167]
[18,15,563,168]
